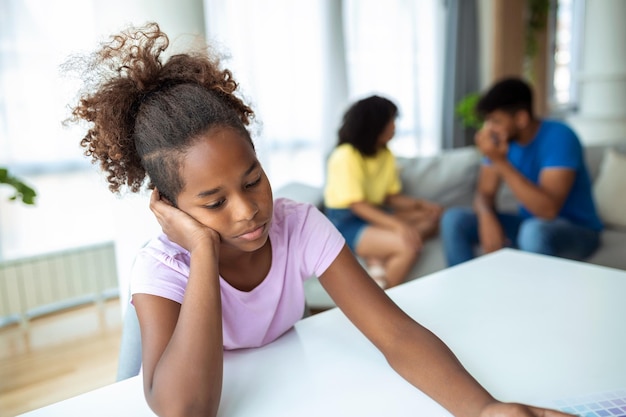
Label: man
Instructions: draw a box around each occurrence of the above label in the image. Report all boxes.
[441,77,603,266]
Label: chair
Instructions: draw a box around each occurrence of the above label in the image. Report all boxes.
[116,302,142,381]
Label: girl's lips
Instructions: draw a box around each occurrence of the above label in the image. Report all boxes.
[237,224,265,241]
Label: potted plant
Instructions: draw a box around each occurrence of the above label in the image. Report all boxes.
[0,167,37,205]
[455,92,482,130]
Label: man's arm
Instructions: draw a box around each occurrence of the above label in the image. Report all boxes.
[474,165,507,253]
[474,126,575,220]
[474,164,500,216]
[490,160,575,219]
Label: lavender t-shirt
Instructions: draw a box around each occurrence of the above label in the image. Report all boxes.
[130,198,345,350]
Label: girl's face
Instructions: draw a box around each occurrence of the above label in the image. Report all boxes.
[377,119,396,148]
[176,127,273,254]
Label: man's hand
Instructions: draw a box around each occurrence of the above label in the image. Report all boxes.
[475,126,508,162]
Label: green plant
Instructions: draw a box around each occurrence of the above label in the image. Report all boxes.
[525,0,550,60]
[0,167,37,205]
[524,0,550,80]
[454,92,482,129]
[456,0,549,128]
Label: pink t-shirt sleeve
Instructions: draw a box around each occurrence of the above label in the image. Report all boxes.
[129,235,190,304]
[289,200,346,280]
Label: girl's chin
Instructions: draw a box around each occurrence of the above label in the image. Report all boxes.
[226,232,270,253]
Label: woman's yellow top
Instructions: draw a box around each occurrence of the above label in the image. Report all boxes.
[324,143,402,209]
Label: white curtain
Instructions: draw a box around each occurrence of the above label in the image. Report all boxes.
[0,0,97,167]
[203,0,445,189]
[0,0,444,261]
[343,0,445,156]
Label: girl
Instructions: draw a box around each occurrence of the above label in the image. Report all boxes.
[324,95,443,288]
[69,22,570,417]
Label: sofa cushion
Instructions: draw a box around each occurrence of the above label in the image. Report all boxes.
[586,228,626,270]
[593,148,626,229]
[396,146,481,208]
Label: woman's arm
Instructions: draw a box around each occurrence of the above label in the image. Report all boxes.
[134,190,224,417]
[320,245,573,417]
[349,200,404,230]
[385,193,440,212]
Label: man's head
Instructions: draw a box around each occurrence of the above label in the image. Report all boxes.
[476,77,534,118]
[476,77,536,143]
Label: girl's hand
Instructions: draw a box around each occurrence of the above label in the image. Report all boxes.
[480,402,575,417]
[149,188,220,253]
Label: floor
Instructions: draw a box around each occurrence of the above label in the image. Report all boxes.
[0,299,122,417]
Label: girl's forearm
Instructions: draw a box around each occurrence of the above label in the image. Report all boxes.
[384,321,495,417]
[147,245,224,417]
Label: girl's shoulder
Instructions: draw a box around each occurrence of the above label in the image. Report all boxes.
[271,198,336,240]
[136,233,191,269]
[271,197,319,225]
[329,143,361,160]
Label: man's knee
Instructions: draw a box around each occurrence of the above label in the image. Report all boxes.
[517,218,555,254]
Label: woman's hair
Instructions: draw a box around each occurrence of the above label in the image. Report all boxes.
[337,95,398,156]
[475,77,534,119]
[67,22,254,204]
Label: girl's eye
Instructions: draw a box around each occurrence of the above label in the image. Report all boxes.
[204,199,225,210]
[245,176,261,189]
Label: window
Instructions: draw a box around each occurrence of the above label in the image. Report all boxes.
[549,0,584,113]
[2,0,446,261]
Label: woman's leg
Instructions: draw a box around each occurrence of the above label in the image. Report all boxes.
[355,226,419,288]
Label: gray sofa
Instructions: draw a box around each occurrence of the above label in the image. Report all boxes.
[274,143,626,310]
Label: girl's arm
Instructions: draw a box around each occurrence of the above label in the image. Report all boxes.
[349,200,404,231]
[386,193,444,218]
[134,190,224,417]
[319,245,573,417]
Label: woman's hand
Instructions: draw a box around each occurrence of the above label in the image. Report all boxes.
[420,200,444,219]
[480,402,575,417]
[149,188,220,253]
[391,219,423,252]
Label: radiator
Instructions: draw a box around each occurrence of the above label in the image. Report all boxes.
[0,241,119,328]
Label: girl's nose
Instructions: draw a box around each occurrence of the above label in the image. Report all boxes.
[233,194,258,221]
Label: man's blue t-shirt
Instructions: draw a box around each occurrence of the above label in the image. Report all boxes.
[490,120,603,231]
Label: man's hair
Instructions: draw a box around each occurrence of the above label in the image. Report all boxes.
[475,77,534,118]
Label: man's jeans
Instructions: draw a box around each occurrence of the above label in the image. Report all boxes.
[440,207,601,266]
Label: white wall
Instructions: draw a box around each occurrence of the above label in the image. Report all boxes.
[566,0,626,145]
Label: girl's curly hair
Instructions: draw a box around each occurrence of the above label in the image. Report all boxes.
[68,22,254,203]
[337,95,398,157]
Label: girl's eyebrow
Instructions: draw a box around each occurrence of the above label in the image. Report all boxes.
[195,161,259,198]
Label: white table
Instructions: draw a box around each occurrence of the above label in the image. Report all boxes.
[18,249,626,416]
